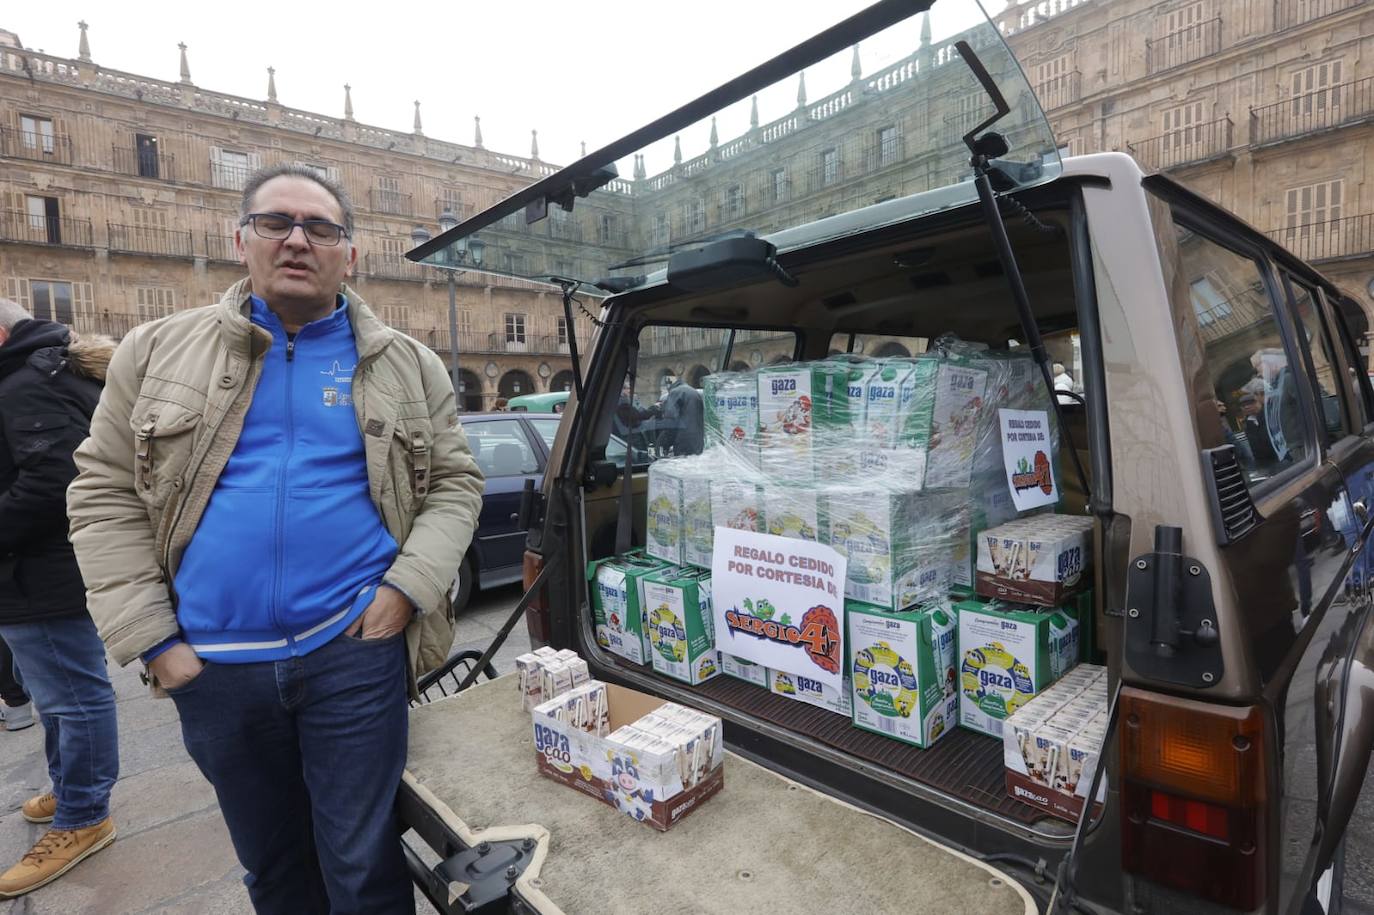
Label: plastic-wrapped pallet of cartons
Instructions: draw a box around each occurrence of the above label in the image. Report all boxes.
[587,550,674,666]
[827,482,967,610]
[848,599,959,749]
[703,370,761,469]
[710,476,765,536]
[756,360,855,480]
[761,480,826,543]
[645,455,716,566]
[721,653,769,687]
[976,514,1093,606]
[956,597,1081,738]
[642,567,720,685]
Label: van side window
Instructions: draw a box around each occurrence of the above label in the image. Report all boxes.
[467,419,540,477]
[1285,276,1347,441]
[1326,298,1374,430]
[1174,222,1307,486]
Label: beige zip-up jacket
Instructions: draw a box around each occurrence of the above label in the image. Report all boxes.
[67,278,484,696]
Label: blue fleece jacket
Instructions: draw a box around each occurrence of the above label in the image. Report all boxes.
[150,295,399,663]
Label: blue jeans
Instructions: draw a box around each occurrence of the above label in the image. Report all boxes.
[169,630,413,915]
[0,615,119,830]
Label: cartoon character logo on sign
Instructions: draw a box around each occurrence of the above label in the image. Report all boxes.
[723,598,841,675]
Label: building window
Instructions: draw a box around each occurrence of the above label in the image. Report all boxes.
[212,149,254,190]
[381,237,406,259]
[1282,179,1344,257]
[877,126,901,166]
[687,199,705,234]
[1162,101,1206,152]
[1189,277,1230,325]
[505,313,527,350]
[31,280,75,324]
[24,195,61,245]
[598,213,619,244]
[135,134,161,179]
[722,184,744,218]
[1291,59,1343,117]
[458,309,473,335]
[20,115,54,154]
[556,316,570,352]
[821,148,839,186]
[1034,54,1075,110]
[438,188,464,220]
[652,211,669,246]
[135,286,176,320]
[771,168,788,203]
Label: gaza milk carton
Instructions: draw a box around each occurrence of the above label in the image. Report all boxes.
[756,361,854,479]
[711,478,765,535]
[703,371,760,467]
[721,653,769,687]
[924,358,991,489]
[855,359,931,483]
[645,460,686,565]
[849,600,959,748]
[762,482,825,543]
[956,598,1064,738]
[681,472,715,569]
[588,552,672,666]
[769,666,852,717]
[642,568,720,686]
[976,514,1093,606]
[828,487,962,609]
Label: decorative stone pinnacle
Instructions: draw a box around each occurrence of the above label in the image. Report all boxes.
[178,42,191,84]
[750,95,759,129]
[581,141,587,158]
[413,100,423,135]
[267,66,277,102]
[920,11,932,47]
[77,21,91,63]
[709,116,718,148]
[673,135,682,165]
[797,71,807,108]
[851,44,862,80]
[474,115,483,148]
[344,83,354,120]
[530,129,539,159]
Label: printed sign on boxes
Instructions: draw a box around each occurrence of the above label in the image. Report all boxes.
[531,683,725,832]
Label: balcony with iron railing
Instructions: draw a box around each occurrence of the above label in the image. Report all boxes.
[0,210,94,247]
[1250,75,1374,147]
[0,127,74,165]
[364,252,430,282]
[68,312,146,340]
[1146,18,1222,75]
[108,223,195,258]
[205,233,239,263]
[210,161,252,191]
[1268,213,1374,263]
[1035,71,1082,111]
[112,145,176,181]
[1276,0,1362,29]
[369,189,413,216]
[1128,118,1233,171]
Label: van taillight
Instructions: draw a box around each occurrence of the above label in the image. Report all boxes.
[522,550,551,647]
[1120,687,1268,910]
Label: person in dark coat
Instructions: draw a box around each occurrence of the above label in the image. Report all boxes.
[0,634,32,730]
[657,377,705,456]
[0,301,120,899]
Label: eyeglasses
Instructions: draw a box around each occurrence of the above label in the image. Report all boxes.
[242,213,350,246]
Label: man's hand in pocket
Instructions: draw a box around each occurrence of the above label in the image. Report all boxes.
[149,643,205,690]
[346,586,414,640]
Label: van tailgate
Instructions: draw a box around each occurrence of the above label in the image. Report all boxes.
[403,676,1036,914]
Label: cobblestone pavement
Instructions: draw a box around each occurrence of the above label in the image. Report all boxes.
[0,584,530,915]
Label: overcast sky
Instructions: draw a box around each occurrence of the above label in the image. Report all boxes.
[4,1,1012,170]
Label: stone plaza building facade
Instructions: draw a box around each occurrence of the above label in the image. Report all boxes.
[0,0,1370,407]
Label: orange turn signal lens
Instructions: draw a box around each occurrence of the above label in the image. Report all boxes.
[1120,687,1266,807]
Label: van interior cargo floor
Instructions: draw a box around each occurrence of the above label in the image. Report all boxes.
[671,667,1054,827]
[405,674,1035,915]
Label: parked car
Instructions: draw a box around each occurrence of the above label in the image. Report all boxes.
[407,2,1374,912]
[454,411,641,612]
[506,391,569,413]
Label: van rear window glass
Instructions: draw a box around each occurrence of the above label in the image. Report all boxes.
[1173,221,1308,486]
[827,333,929,359]
[1286,277,1347,441]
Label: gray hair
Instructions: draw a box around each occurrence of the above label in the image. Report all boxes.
[238,163,355,237]
[0,297,33,332]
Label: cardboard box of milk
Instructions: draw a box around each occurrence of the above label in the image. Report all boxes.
[956,598,1063,738]
[762,482,825,543]
[642,568,720,685]
[757,361,854,478]
[925,360,990,489]
[770,667,852,717]
[976,515,1093,606]
[681,473,715,569]
[703,371,760,467]
[645,460,686,565]
[828,487,961,609]
[849,600,959,748]
[588,552,672,666]
[721,653,769,687]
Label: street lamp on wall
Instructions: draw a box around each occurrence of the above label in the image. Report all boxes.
[410,211,485,411]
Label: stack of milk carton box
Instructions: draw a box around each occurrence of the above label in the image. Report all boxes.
[1002,663,1108,822]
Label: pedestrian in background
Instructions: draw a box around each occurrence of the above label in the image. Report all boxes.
[0,301,119,899]
[0,634,34,731]
[68,164,483,915]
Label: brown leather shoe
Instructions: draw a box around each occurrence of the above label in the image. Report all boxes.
[21,792,56,824]
[0,818,116,898]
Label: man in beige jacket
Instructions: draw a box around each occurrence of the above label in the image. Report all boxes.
[67,163,483,915]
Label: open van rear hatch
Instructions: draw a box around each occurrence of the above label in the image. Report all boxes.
[407,0,1063,298]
